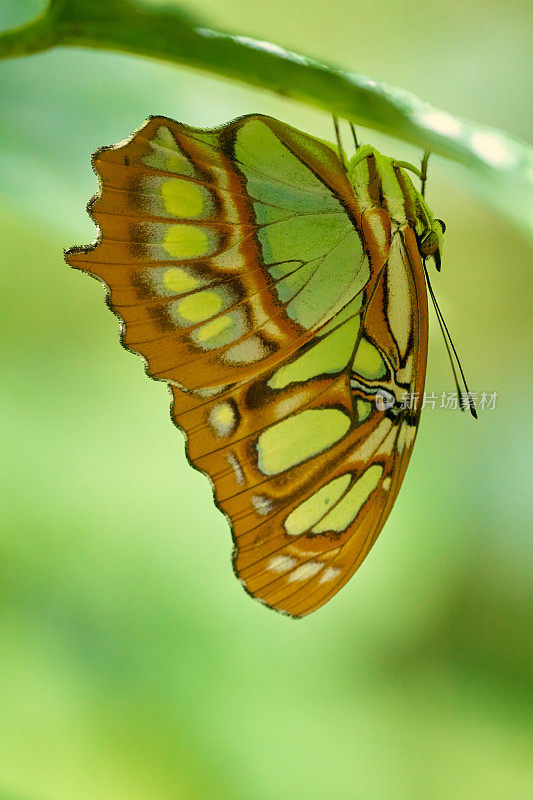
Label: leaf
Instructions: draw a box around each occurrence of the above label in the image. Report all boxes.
[1,0,532,233]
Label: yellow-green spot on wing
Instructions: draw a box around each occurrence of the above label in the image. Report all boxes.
[268,310,360,389]
[173,290,223,324]
[284,474,351,536]
[192,310,246,349]
[163,225,211,258]
[256,408,351,476]
[145,265,209,297]
[195,314,233,342]
[139,176,214,220]
[163,266,202,294]
[311,464,383,533]
[356,398,372,422]
[162,179,208,218]
[353,338,387,380]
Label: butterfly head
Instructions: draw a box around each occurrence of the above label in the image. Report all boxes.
[419,218,446,271]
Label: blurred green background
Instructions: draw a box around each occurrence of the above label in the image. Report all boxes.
[1,2,532,799]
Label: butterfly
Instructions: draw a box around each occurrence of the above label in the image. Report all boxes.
[66,113,449,617]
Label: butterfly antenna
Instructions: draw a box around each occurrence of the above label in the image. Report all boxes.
[420,152,430,197]
[423,260,478,419]
[349,122,360,151]
[333,116,348,173]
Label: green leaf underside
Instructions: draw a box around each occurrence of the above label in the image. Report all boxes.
[1,0,531,233]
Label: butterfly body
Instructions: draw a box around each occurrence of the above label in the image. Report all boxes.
[66,114,442,617]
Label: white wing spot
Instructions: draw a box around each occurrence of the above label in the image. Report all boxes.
[226,453,244,485]
[208,401,237,437]
[382,476,392,491]
[252,495,273,516]
[267,555,297,574]
[223,336,269,364]
[396,423,417,453]
[319,566,341,583]
[405,425,416,449]
[288,561,322,582]
[194,384,228,398]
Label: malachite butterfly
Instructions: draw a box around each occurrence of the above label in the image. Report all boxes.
[66,114,448,618]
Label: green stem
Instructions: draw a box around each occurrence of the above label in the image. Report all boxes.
[0,9,58,59]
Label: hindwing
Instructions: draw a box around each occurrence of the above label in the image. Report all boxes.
[66,114,428,617]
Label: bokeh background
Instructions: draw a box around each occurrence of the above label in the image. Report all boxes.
[1,1,532,798]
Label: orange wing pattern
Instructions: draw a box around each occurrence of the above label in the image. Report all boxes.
[66,115,429,617]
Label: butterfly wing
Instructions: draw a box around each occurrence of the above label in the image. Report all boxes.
[66,114,428,616]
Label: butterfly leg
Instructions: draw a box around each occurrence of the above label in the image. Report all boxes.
[420,151,430,197]
[349,122,360,151]
[332,116,349,173]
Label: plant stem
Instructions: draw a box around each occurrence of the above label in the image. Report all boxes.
[1,0,531,232]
